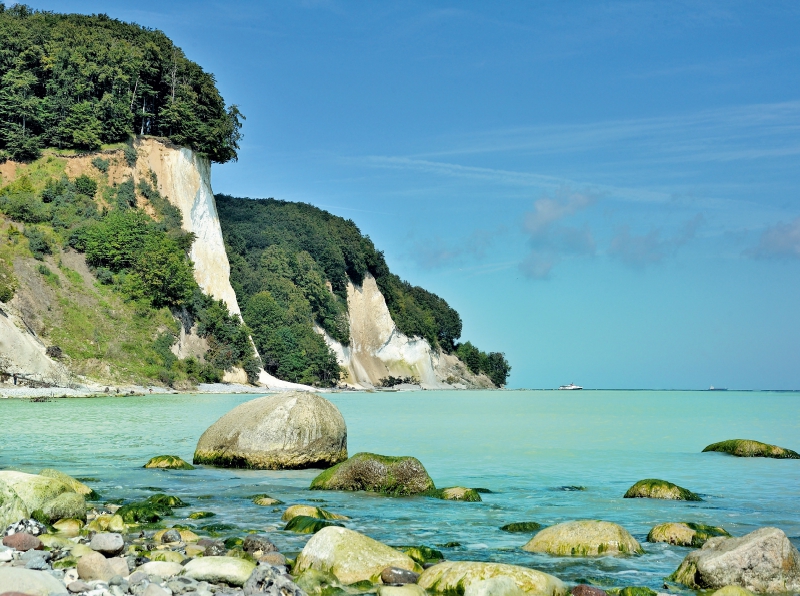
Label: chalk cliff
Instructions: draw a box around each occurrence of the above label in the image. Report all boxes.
[320,274,494,390]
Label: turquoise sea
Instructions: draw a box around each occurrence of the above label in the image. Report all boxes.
[1,390,798,591]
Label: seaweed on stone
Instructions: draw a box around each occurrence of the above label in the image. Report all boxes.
[702,439,800,459]
[623,479,702,501]
[284,515,344,534]
[310,452,435,496]
[501,521,543,533]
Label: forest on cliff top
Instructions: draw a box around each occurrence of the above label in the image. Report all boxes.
[0,4,242,163]
[218,196,511,387]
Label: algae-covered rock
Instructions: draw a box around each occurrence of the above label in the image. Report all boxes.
[623,479,701,501]
[39,469,99,499]
[0,479,29,531]
[147,493,188,508]
[282,504,349,521]
[397,545,444,564]
[464,576,525,596]
[310,452,435,496]
[285,515,344,534]
[144,455,196,469]
[647,522,730,547]
[711,587,756,596]
[251,493,283,506]
[41,492,86,523]
[702,439,800,459]
[189,510,215,519]
[668,526,800,592]
[522,520,643,557]
[501,522,542,533]
[0,471,72,512]
[148,550,187,563]
[434,487,482,502]
[294,526,421,584]
[418,561,568,596]
[194,391,348,469]
[379,586,428,596]
[181,555,257,586]
[608,588,657,596]
[295,568,342,596]
[107,514,126,533]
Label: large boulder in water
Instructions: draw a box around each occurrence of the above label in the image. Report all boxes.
[668,526,800,593]
[294,526,421,584]
[193,391,347,469]
[418,561,568,596]
[310,452,434,495]
[702,439,800,459]
[522,520,642,557]
[623,478,701,501]
[647,522,730,547]
[0,471,73,511]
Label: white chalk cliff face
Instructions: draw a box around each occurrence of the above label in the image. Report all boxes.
[0,303,70,386]
[319,274,493,390]
[136,139,241,314]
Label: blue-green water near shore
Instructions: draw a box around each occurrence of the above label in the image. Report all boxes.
[1,390,798,591]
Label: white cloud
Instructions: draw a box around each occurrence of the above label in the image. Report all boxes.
[608,215,703,267]
[746,217,800,259]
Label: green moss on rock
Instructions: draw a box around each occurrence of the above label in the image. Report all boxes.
[144,455,196,470]
[250,493,284,506]
[285,515,344,534]
[623,479,701,501]
[189,511,216,519]
[608,588,657,596]
[282,504,349,521]
[396,545,444,564]
[647,522,730,547]
[424,487,482,502]
[501,522,543,533]
[522,520,644,557]
[702,439,800,459]
[310,452,435,496]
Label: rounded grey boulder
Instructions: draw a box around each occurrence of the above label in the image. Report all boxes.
[193,391,348,470]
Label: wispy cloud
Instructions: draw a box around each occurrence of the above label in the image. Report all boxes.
[520,189,596,279]
[410,227,505,269]
[745,217,800,260]
[608,215,704,268]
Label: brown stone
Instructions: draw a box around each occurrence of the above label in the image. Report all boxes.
[258,552,287,566]
[381,566,421,585]
[572,586,607,596]
[1,533,42,551]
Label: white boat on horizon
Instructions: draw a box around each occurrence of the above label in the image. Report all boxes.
[558,383,583,390]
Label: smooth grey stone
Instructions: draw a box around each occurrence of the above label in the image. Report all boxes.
[90,532,125,556]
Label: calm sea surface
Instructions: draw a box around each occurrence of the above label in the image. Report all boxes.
[1,390,798,591]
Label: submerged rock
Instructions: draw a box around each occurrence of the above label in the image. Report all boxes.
[418,561,567,596]
[194,391,347,469]
[500,522,542,533]
[284,515,344,534]
[144,455,196,469]
[396,545,444,565]
[668,526,800,592]
[251,494,283,506]
[702,439,800,459]
[310,452,435,496]
[435,487,482,502]
[294,526,421,584]
[522,520,643,556]
[647,522,730,547]
[623,479,701,501]
[281,504,349,521]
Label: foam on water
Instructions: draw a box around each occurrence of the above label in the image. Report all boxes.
[1,390,798,590]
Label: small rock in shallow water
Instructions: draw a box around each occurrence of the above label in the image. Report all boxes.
[381,566,420,585]
[571,586,607,596]
[90,532,125,556]
[623,479,701,501]
[2,532,42,551]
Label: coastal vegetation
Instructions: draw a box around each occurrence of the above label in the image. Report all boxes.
[0,4,242,163]
[217,195,511,387]
[0,152,259,386]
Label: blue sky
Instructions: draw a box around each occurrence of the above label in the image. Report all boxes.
[38,1,800,389]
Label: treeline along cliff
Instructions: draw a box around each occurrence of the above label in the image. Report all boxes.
[0,5,510,390]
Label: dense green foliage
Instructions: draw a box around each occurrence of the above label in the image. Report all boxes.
[455,341,512,387]
[0,4,242,162]
[217,195,511,386]
[0,159,259,385]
